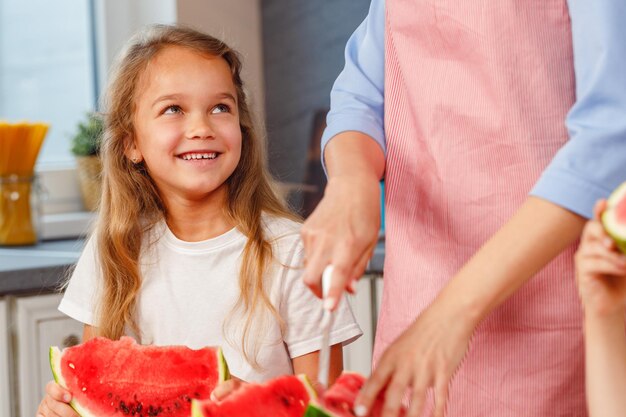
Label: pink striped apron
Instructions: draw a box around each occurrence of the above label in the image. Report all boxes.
[376,0,586,415]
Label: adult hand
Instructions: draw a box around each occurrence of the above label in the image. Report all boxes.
[355,298,475,417]
[575,200,626,317]
[301,173,381,310]
[37,381,78,417]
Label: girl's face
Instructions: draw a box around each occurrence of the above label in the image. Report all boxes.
[130,46,242,204]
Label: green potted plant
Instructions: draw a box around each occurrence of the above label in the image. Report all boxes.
[70,112,103,211]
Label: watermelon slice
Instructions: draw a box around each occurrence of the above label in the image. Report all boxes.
[305,372,406,417]
[191,374,316,417]
[49,336,229,417]
[602,182,626,254]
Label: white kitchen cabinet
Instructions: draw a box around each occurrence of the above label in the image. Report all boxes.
[0,299,13,417]
[342,274,383,376]
[15,294,83,417]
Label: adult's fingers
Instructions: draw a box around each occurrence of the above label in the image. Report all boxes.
[303,239,375,310]
[325,240,375,310]
[433,377,450,417]
[381,369,412,417]
[45,381,71,403]
[301,241,327,299]
[351,240,378,283]
[405,371,430,417]
[354,356,394,416]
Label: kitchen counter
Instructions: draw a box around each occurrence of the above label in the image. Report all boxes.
[0,235,384,296]
[0,240,83,296]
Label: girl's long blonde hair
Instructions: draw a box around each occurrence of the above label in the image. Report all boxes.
[95,24,298,367]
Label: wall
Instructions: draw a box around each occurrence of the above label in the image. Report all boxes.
[177,0,265,125]
[95,0,178,92]
[261,0,370,188]
[95,0,264,125]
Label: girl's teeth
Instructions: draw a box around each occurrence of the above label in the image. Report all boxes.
[182,153,217,160]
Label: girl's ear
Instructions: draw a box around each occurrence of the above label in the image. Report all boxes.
[123,136,144,164]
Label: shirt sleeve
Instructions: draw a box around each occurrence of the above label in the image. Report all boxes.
[278,241,362,359]
[530,0,626,218]
[321,0,386,171]
[58,236,100,326]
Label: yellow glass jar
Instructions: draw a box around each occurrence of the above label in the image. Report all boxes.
[0,175,38,245]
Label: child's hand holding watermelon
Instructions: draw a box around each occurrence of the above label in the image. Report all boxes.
[575,197,626,417]
[209,376,245,401]
[575,200,626,317]
[37,381,78,417]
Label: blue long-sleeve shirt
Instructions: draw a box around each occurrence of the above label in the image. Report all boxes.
[321,0,626,219]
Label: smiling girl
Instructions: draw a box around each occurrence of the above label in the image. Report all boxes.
[37,24,361,417]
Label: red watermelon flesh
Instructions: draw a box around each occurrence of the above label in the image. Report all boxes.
[50,336,229,417]
[306,372,406,417]
[192,375,316,417]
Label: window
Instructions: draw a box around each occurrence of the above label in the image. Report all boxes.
[0,0,98,238]
[0,0,98,167]
[0,0,177,239]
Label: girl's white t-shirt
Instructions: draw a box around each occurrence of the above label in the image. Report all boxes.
[58,216,362,382]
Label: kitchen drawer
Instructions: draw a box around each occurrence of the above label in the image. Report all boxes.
[15,294,83,417]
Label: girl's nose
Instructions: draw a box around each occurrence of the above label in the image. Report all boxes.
[187,113,215,140]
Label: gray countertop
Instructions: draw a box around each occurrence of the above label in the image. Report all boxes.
[0,240,84,296]
[0,235,384,296]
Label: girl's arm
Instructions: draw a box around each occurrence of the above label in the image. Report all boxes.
[292,343,344,389]
[356,197,587,417]
[83,324,96,342]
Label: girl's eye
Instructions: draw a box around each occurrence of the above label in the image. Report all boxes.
[212,104,230,114]
[163,105,182,115]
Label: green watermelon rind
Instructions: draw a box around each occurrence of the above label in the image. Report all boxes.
[601,182,626,255]
[304,403,335,417]
[49,344,230,417]
[216,348,230,383]
[49,346,93,417]
[190,374,317,417]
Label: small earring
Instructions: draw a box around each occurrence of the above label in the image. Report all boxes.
[131,156,140,164]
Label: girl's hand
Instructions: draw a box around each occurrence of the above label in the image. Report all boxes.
[355,298,475,417]
[301,174,381,309]
[575,200,626,317]
[209,376,245,401]
[37,381,78,417]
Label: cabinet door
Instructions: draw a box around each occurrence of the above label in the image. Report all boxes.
[0,299,12,417]
[16,294,84,417]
